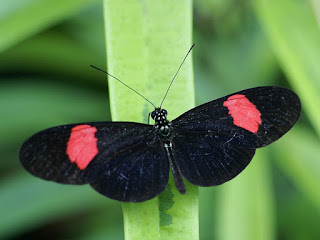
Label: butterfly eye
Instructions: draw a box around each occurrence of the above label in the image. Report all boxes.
[151,111,157,119]
[162,109,167,116]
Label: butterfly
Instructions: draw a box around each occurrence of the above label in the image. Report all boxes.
[19,85,301,202]
[19,44,301,202]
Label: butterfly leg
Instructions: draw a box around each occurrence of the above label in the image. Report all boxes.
[163,142,186,194]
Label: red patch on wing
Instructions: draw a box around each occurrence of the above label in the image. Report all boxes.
[223,94,262,134]
[66,124,98,170]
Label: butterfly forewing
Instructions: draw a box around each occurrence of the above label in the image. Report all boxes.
[20,124,102,184]
[172,86,301,148]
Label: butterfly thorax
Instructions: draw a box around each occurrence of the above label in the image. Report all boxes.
[151,108,171,137]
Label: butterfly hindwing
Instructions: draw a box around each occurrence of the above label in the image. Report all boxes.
[20,122,169,201]
[172,86,301,148]
[90,135,169,202]
[171,131,255,186]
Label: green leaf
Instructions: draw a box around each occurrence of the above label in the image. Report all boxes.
[216,151,275,240]
[103,0,198,239]
[0,0,97,53]
[0,80,107,148]
[272,127,320,211]
[253,0,320,137]
[0,174,116,239]
[0,32,105,83]
[311,0,320,28]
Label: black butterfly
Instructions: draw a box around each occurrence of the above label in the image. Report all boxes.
[19,86,301,202]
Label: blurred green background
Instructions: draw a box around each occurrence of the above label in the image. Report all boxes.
[1,0,320,239]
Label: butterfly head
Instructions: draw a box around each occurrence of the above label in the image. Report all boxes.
[151,108,170,135]
[151,108,167,122]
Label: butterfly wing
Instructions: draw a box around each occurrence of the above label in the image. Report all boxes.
[20,122,169,202]
[172,86,301,148]
[171,133,255,186]
[90,135,169,202]
[170,86,300,186]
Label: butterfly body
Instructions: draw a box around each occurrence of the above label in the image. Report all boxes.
[20,86,301,202]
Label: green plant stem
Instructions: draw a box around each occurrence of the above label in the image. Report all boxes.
[103,0,198,239]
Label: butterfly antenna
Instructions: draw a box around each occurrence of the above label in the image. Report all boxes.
[159,43,195,108]
[90,65,157,108]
